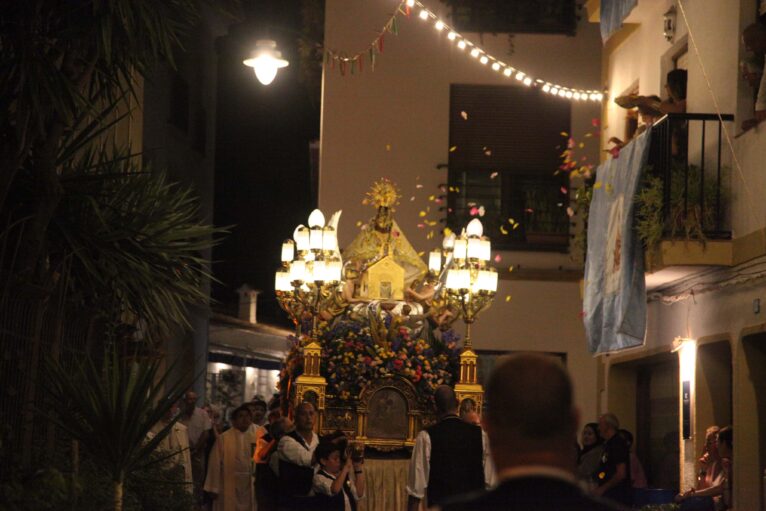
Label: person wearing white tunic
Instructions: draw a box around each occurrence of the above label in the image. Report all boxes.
[148,407,193,492]
[204,405,257,511]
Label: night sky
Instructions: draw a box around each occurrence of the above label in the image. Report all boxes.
[212,0,321,326]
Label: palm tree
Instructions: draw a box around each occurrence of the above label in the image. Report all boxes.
[43,349,195,511]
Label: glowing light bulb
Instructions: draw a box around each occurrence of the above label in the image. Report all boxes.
[406,0,415,6]
[243,40,289,86]
[457,40,466,50]
[480,56,488,65]
[448,31,457,40]
[419,9,429,20]
[435,20,444,30]
[523,77,532,86]
[558,89,567,97]
[542,84,551,93]
[503,68,512,77]
[565,91,573,98]
[491,62,500,71]
[573,92,581,100]
[470,48,480,58]
[308,209,325,228]
[466,218,484,237]
[550,87,559,95]
[515,72,524,81]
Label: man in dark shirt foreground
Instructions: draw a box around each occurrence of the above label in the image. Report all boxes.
[439,353,628,511]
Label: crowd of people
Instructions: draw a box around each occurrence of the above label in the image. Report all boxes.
[152,354,734,511]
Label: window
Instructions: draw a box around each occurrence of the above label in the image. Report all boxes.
[447,84,571,251]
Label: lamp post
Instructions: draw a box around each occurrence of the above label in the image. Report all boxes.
[438,218,498,350]
[274,208,342,340]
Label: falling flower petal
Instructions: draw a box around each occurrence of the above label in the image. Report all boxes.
[512,222,519,230]
[478,206,486,217]
[508,265,514,272]
[418,251,425,257]
[419,211,427,217]
[428,195,435,201]
[443,227,453,237]
[560,186,568,194]
[560,131,569,137]
[490,171,498,179]
[427,231,435,239]
[593,181,603,189]
[525,208,534,213]
[505,295,512,302]
[410,196,416,201]
[591,118,600,127]
[434,198,443,204]
[584,133,593,138]
[469,206,479,216]
[566,207,575,217]
[449,146,457,152]
[417,223,425,228]
[484,148,492,156]
[356,221,363,227]
[386,144,392,151]
[579,142,585,149]
[416,183,423,189]
[494,254,502,263]
[460,111,468,120]
[500,225,509,235]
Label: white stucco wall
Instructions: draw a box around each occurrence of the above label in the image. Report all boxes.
[320,0,603,421]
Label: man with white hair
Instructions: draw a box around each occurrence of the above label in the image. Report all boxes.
[594,413,632,506]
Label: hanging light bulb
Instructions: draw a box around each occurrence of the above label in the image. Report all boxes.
[243,40,289,86]
[419,9,429,20]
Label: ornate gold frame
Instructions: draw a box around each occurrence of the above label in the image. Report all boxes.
[355,376,421,451]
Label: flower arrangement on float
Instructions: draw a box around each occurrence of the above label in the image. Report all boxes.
[278,319,461,406]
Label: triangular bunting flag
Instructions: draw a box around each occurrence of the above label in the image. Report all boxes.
[378,34,385,52]
[390,15,399,35]
[340,59,346,76]
[369,47,376,71]
[357,54,364,73]
[350,59,356,75]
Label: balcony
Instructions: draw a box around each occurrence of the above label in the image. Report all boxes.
[643,113,735,289]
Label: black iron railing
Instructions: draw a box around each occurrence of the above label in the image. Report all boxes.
[647,113,734,239]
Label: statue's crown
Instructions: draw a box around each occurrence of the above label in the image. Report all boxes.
[364,178,400,209]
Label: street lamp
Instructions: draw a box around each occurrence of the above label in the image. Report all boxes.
[243,39,289,85]
[275,209,342,339]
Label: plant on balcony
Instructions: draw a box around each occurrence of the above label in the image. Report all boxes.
[636,163,728,260]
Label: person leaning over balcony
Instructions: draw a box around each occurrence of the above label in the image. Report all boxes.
[742,22,766,131]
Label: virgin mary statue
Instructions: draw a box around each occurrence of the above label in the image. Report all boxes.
[342,179,427,294]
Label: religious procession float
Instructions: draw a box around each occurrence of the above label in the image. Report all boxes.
[274,179,497,450]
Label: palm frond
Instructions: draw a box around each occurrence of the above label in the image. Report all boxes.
[42,349,196,482]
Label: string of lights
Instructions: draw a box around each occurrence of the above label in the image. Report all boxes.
[324,0,604,102]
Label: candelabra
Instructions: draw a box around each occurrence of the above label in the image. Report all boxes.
[431,218,498,351]
[274,209,343,341]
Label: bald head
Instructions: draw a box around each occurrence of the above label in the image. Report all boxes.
[485,353,576,452]
[434,385,458,416]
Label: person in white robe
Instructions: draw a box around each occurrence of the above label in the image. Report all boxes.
[204,404,257,511]
[148,406,193,492]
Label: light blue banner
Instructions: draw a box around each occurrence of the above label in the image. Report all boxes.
[583,129,651,354]
[600,0,638,42]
